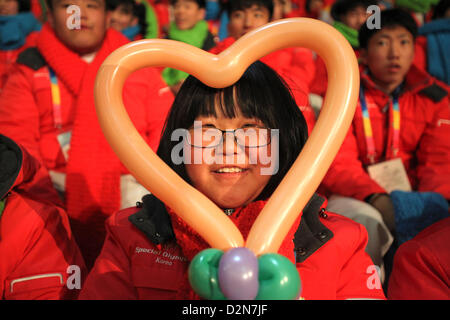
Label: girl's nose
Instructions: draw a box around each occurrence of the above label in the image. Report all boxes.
[222,132,238,155]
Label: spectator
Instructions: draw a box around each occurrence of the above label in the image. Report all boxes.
[320,8,450,281]
[331,0,378,50]
[161,0,216,94]
[415,0,450,85]
[0,0,174,269]
[210,0,316,133]
[108,0,160,39]
[108,0,149,40]
[0,134,86,300]
[310,0,378,99]
[0,0,41,90]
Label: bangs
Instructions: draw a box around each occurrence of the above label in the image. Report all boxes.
[181,71,279,129]
[158,60,308,200]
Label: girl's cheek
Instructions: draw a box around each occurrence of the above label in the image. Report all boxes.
[257,140,279,176]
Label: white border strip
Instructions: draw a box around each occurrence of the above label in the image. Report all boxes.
[10,273,64,293]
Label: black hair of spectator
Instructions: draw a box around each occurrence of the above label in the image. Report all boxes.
[331,0,379,22]
[358,8,418,49]
[226,0,274,20]
[305,0,322,13]
[107,0,148,36]
[169,0,207,9]
[18,0,31,12]
[45,0,112,11]
[432,0,450,20]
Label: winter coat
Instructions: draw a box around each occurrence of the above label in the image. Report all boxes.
[388,217,450,300]
[0,25,174,269]
[321,65,450,201]
[79,194,386,300]
[0,134,86,299]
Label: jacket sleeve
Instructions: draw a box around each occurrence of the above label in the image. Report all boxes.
[335,221,386,300]
[0,65,42,162]
[321,125,386,201]
[0,67,63,206]
[145,68,174,151]
[387,234,449,299]
[4,198,86,300]
[79,213,137,300]
[415,93,450,200]
[123,67,173,152]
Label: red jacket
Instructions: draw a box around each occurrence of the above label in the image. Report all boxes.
[210,37,317,135]
[0,134,86,300]
[321,65,450,201]
[79,194,386,300]
[388,217,450,300]
[0,32,38,91]
[0,30,173,177]
[0,26,174,269]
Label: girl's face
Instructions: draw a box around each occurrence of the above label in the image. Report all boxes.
[184,107,276,209]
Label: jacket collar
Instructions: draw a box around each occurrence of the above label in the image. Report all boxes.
[129,193,333,264]
[360,64,433,98]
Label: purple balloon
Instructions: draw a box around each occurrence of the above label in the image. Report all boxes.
[218,247,259,300]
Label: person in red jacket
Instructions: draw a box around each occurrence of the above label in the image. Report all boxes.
[80,61,385,300]
[0,134,86,299]
[209,0,317,133]
[320,8,450,282]
[309,0,376,100]
[0,0,41,91]
[0,0,174,269]
[387,217,450,300]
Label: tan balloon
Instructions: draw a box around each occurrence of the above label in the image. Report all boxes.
[94,18,360,255]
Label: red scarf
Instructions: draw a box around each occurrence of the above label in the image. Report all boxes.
[36,24,128,231]
[167,200,301,299]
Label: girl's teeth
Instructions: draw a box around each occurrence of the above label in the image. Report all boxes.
[217,167,243,173]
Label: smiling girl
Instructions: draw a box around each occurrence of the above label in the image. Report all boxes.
[80,61,385,300]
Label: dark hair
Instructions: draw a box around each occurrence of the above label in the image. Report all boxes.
[432,0,450,20]
[358,8,418,49]
[46,0,111,10]
[331,0,378,22]
[170,0,206,9]
[18,0,31,12]
[107,0,148,36]
[305,0,323,13]
[156,61,308,201]
[226,0,274,20]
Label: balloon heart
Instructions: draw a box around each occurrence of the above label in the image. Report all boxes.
[94,18,359,299]
[189,248,301,300]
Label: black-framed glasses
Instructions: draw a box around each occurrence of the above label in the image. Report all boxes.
[186,126,272,148]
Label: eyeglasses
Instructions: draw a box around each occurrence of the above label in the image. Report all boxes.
[186,126,272,148]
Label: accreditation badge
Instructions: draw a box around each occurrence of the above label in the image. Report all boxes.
[57,131,72,162]
[367,158,412,193]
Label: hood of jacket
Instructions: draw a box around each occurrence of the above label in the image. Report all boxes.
[0,134,39,199]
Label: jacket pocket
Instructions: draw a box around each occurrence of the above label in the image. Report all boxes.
[5,272,65,300]
[131,264,185,299]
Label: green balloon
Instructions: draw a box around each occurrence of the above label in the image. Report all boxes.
[188,248,227,300]
[256,253,301,300]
